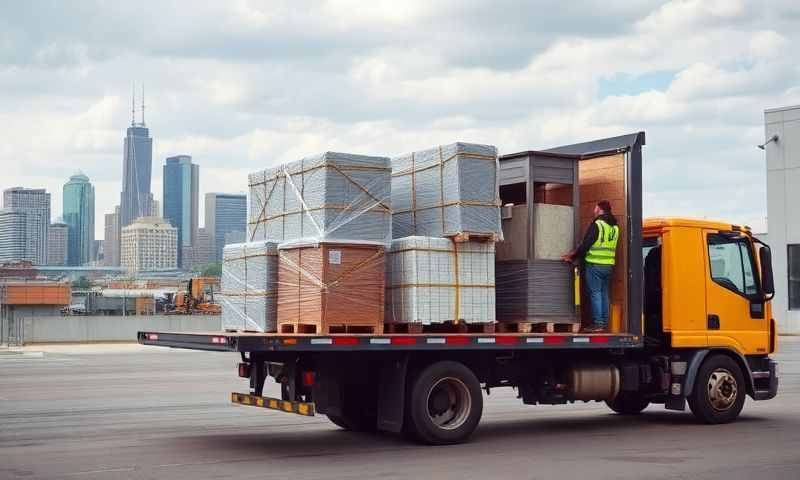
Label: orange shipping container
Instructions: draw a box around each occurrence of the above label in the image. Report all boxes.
[2,284,71,305]
[277,242,385,334]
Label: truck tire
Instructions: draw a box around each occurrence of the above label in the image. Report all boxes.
[406,361,483,445]
[606,393,650,415]
[326,412,376,432]
[687,354,746,424]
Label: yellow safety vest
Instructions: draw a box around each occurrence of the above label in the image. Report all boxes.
[585,219,619,265]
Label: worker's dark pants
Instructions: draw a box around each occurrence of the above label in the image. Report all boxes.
[585,263,613,328]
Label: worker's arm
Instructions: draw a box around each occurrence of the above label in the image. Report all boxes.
[562,221,597,262]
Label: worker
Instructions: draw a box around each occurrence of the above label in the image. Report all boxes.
[562,200,620,333]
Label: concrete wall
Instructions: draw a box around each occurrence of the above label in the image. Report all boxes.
[765,105,800,334]
[17,315,221,344]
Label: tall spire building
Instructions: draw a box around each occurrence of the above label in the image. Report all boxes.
[119,85,153,228]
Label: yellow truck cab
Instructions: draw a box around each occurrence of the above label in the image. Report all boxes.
[643,217,778,421]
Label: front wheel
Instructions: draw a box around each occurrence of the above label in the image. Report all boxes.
[687,354,746,424]
[406,361,483,445]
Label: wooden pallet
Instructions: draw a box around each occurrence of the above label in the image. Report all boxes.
[278,322,382,335]
[384,322,424,334]
[496,321,580,334]
[446,232,499,243]
[422,321,496,334]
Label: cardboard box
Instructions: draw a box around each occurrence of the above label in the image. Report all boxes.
[277,241,385,334]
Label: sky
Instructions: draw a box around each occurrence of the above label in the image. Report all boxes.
[2,0,799,238]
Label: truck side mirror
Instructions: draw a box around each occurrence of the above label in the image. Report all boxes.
[759,245,775,298]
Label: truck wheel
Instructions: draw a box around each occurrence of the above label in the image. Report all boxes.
[606,393,649,415]
[326,412,376,432]
[687,354,746,424]
[406,361,483,445]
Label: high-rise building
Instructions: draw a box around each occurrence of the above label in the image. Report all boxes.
[163,155,199,268]
[182,227,214,271]
[205,193,247,262]
[102,207,120,266]
[47,222,69,266]
[0,209,29,263]
[120,216,178,272]
[120,90,153,228]
[2,187,50,264]
[63,173,95,266]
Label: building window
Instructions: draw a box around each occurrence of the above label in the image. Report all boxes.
[790,245,800,310]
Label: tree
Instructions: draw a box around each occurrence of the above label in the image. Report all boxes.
[200,262,222,277]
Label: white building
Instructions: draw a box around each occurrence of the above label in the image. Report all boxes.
[120,216,177,272]
[765,104,800,334]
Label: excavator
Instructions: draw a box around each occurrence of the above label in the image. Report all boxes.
[167,277,221,315]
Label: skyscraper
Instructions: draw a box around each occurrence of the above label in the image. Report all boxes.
[163,155,199,269]
[120,89,153,228]
[102,207,120,267]
[47,222,69,266]
[205,193,247,263]
[63,173,95,266]
[0,209,29,263]
[2,187,50,264]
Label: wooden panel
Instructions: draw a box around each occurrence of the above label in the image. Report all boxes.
[578,153,628,331]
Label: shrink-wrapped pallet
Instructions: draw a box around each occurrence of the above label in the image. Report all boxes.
[391,143,502,239]
[248,152,392,244]
[277,240,385,334]
[386,236,495,325]
[220,241,279,332]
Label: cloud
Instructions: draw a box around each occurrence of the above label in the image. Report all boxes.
[2,0,799,236]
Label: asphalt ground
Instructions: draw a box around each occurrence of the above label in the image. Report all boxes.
[1,340,799,480]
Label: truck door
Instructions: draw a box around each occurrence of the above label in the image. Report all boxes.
[703,231,769,354]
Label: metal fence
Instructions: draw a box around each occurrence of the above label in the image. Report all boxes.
[1,306,23,346]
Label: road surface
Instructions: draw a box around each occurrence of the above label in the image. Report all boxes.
[1,340,799,479]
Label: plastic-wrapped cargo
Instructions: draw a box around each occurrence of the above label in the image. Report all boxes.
[277,240,385,334]
[220,241,279,332]
[386,236,495,325]
[247,152,392,244]
[391,143,502,240]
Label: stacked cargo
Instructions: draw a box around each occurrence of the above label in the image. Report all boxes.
[386,143,501,330]
[386,237,495,328]
[243,152,391,334]
[220,241,279,332]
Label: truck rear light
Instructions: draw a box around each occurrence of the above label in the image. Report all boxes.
[211,336,226,344]
[146,333,158,341]
[302,371,315,386]
[238,363,250,378]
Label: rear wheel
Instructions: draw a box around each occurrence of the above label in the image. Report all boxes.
[406,361,483,445]
[606,392,650,415]
[687,354,745,424]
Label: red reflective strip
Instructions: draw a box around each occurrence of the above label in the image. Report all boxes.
[590,336,610,343]
[391,336,417,345]
[147,333,158,341]
[332,337,359,346]
[495,336,518,345]
[446,336,471,345]
[544,336,567,345]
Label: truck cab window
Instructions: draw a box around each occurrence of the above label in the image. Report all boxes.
[707,233,757,297]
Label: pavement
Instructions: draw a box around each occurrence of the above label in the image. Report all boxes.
[1,340,799,480]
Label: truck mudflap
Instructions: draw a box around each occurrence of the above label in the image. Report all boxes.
[230,392,316,417]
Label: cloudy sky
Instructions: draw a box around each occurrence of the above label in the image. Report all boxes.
[2,0,799,237]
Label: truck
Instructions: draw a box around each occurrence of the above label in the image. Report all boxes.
[139,132,779,445]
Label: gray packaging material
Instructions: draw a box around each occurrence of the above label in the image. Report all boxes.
[495,259,576,321]
[386,236,495,325]
[248,152,392,244]
[533,204,575,260]
[220,241,279,332]
[391,143,501,239]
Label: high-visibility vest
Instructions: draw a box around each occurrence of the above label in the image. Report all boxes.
[585,219,619,265]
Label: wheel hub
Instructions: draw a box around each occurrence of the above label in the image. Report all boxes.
[707,368,738,412]
[426,377,471,430]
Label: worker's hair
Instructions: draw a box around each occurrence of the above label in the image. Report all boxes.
[597,200,612,214]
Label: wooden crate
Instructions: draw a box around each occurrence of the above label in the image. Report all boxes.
[277,242,385,334]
